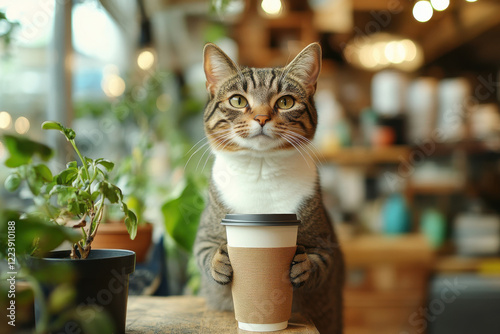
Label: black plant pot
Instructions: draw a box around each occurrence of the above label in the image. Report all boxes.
[29,249,135,334]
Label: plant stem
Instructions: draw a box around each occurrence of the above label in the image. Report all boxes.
[69,139,90,183]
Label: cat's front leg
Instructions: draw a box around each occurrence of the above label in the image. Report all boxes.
[290,244,335,289]
[211,243,233,285]
[290,245,312,288]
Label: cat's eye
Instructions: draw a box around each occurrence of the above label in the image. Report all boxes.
[229,95,248,108]
[276,96,295,110]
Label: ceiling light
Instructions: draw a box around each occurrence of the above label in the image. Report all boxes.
[385,41,406,64]
[413,1,434,22]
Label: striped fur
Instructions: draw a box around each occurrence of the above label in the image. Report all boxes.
[194,43,344,334]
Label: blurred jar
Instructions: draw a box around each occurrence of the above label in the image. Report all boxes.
[436,78,471,142]
[406,77,438,144]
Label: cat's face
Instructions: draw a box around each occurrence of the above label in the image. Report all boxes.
[203,43,321,153]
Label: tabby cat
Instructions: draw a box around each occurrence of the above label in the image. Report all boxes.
[194,42,344,334]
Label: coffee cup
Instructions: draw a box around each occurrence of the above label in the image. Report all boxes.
[222,213,300,332]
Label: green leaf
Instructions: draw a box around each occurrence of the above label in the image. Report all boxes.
[64,128,76,140]
[50,185,78,206]
[76,306,115,334]
[96,159,114,172]
[41,121,64,131]
[68,199,87,216]
[29,261,76,285]
[55,168,78,185]
[66,161,77,169]
[79,190,91,200]
[48,284,76,313]
[3,135,53,167]
[5,155,29,168]
[26,165,43,196]
[100,181,122,204]
[0,213,81,257]
[4,173,21,191]
[162,177,204,253]
[124,211,138,240]
[34,164,53,182]
[91,191,100,201]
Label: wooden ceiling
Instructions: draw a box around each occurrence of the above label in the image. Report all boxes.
[350,0,500,69]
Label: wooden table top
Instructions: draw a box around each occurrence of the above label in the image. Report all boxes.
[126,296,319,334]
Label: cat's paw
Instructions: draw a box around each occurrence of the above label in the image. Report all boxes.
[211,244,233,285]
[290,245,311,288]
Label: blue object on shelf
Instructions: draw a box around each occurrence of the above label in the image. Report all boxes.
[420,208,446,248]
[382,194,410,234]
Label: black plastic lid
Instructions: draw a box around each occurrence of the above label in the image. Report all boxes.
[221,213,300,226]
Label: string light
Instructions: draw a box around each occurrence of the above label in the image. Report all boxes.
[413,1,434,23]
[343,34,423,72]
[430,0,449,11]
[384,41,406,64]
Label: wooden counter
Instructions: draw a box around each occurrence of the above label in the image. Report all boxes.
[126,296,318,334]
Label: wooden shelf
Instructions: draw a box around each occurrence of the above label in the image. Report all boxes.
[408,183,463,195]
[322,146,410,165]
[434,255,500,273]
[411,140,500,156]
[341,233,434,266]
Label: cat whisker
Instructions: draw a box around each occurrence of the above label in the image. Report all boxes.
[185,131,228,157]
[280,133,316,167]
[197,132,235,172]
[278,133,311,169]
[185,130,232,171]
[279,129,325,164]
[184,141,211,171]
[185,128,232,157]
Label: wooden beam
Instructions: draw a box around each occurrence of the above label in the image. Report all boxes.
[418,1,500,63]
[352,0,410,11]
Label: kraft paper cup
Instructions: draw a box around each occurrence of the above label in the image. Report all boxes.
[222,214,300,332]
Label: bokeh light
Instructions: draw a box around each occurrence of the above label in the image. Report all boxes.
[261,0,282,16]
[430,0,449,11]
[102,74,126,98]
[15,116,30,134]
[413,1,434,23]
[137,50,155,71]
[0,111,12,129]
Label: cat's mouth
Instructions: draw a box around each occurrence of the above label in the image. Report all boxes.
[232,127,280,151]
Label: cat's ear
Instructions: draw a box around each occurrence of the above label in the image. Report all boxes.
[285,43,322,94]
[203,43,239,96]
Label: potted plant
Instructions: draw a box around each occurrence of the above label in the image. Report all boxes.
[91,138,154,263]
[3,121,138,334]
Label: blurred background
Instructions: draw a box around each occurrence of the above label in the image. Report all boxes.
[1,0,500,333]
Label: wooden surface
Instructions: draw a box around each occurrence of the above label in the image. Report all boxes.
[434,255,500,274]
[341,234,435,334]
[126,296,319,334]
[341,233,434,266]
[322,146,410,165]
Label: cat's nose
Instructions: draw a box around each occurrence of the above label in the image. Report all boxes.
[254,115,271,127]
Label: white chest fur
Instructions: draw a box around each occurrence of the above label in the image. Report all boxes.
[212,151,317,214]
